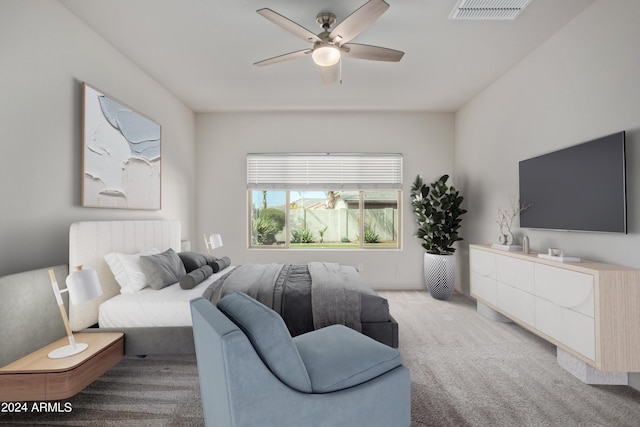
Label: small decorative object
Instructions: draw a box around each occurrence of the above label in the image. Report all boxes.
[48,267,103,358]
[411,174,467,300]
[495,196,530,248]
[82,83,161,210]
[538,250,581,263]
[548,248,563,257]
[523,235,530,254]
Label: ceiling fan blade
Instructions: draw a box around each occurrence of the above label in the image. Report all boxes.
[257,8,322,43]
[341,43,404,62]
[329,0,389,45]
[254,49,312,67]
[319,63,340,84]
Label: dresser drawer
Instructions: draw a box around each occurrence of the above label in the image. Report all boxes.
[535,296,595,360]
[534,264,594,318]
[496,281,535,326]
[497,256,534,294]
[471,271,497,305]
[470,249,496,278]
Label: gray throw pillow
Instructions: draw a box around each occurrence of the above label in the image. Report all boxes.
[179,265,213,290]
[209,256,231,273]
[140,248,186,290]
[178,251,215,273]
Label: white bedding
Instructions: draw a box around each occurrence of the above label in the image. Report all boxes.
[99,266,234,328]
[69,220,182,331]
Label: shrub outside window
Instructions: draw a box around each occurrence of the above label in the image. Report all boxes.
[249,190,400,249]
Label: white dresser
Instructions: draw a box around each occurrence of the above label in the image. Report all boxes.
[470,244,640,376]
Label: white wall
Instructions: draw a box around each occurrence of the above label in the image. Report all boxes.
[0,0,196,277]
[455,0,640,295]
[455,0,640,389]
[195,111,454,289]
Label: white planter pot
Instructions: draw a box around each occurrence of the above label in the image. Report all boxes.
[423,252,456,300]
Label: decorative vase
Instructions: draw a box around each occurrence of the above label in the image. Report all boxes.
[497,232,514,246]
[505,231,514,245]
[423,252,456,300]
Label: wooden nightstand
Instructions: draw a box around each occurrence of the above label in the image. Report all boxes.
[0,332,124,401]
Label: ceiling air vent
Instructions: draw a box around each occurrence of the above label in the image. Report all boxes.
[449,0,533,20]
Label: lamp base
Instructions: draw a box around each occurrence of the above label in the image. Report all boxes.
[48,342,89,359]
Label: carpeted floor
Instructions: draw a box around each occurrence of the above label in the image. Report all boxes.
[2,291,640,426]
[380,291,640,427]
[0,354,204,426]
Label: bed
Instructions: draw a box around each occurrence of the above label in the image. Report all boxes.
[68,220,398,356]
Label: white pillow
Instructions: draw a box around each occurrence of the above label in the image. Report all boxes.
[104,248,160,293]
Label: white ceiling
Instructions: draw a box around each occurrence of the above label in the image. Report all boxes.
[59,0,595,113]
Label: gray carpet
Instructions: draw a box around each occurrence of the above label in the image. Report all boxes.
[2,291,640,426]
[379,291,640,427]
[0,355,204,426]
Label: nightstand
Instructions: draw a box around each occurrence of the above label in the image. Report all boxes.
[0,332,124,401]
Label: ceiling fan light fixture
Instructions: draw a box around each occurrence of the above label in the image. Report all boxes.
[312,45,341,67]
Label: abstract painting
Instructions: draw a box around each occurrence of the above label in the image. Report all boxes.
[82,83,161,209]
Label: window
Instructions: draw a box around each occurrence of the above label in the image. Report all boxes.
[248,154,402,249]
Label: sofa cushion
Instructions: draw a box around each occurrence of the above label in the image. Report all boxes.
[217,292,312,393]
[293,324,403,393]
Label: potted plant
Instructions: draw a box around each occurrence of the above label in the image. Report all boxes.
[410,174,467,300]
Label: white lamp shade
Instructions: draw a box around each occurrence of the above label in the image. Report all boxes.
[209,234,223,249]
[312,46,341,66]
[66,268,102,305]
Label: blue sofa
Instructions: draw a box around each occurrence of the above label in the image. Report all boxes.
[190,292,410,427]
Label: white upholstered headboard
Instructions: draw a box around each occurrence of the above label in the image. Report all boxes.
[68,220,181,331]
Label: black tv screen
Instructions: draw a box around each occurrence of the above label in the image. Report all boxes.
[519,131,626,233]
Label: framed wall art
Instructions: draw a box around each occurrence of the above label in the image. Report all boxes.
[82,83,161,210]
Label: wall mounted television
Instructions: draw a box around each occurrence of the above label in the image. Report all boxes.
[519,131,627,233]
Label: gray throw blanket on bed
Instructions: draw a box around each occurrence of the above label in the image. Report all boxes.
[308,262,364,332]
[202,263,284,309]
[203,262,371,333]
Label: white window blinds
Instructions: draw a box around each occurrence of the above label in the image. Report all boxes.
[247,153,403,190]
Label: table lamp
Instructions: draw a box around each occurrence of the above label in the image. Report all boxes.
[48,266,103,359]
[203,233,223,255]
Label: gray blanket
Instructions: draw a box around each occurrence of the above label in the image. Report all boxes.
[203,263,284,308]
[203,262,381,334]
[308,262,369,332]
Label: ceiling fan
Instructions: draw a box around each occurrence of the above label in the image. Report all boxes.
[254,0,404,84]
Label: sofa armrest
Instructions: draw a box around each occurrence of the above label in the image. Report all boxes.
[293,324,402,393]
